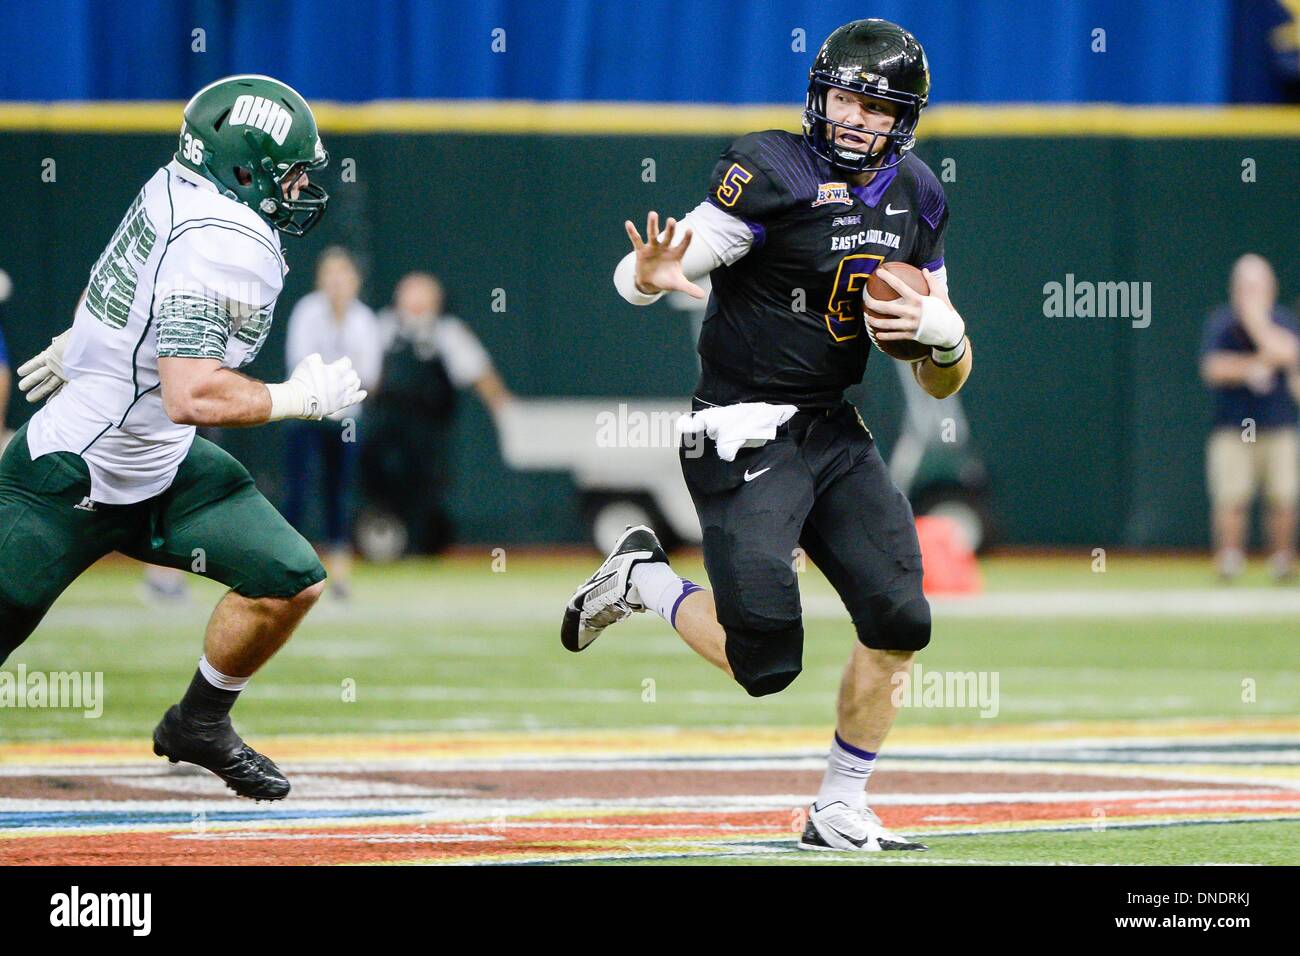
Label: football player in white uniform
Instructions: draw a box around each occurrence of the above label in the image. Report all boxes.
[2,75,366,800]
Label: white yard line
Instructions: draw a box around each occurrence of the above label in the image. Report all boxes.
[38,586,1300,629]
[1,787,1294,820]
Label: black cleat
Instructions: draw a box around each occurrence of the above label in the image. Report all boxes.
[152,705,291,801]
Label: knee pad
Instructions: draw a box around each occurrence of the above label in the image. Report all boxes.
[855,596,931,652]
[723,621,804,698]
[234,543,326,600]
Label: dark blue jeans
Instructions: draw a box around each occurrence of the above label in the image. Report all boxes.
[282,419,360,548]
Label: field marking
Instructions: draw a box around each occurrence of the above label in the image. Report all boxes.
[3,726,1296,864]
[477,816,1299,867]
[5,719,1300,775]
[907,589,1300,618]
[35,586,1300,631]
[4,786,1289,816]
[0,753,1293,778]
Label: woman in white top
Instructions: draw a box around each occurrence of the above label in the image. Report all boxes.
[281,248,382,597]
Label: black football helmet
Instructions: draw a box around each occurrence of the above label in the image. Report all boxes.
[802,19,930,174]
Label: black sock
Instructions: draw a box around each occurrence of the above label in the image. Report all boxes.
[177,668,241,726]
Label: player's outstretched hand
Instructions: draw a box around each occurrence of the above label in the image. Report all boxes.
[625,211,707,300]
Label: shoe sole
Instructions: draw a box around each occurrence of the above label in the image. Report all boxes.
[796,839,927,852]
[561,525,658,653]
[797,840,863,852]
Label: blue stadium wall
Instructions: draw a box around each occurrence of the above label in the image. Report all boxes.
[3,0,1296,104]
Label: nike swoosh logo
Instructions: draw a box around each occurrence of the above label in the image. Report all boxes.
[884,204,908,215]
[823,823,871,848]
[743,467,771,482]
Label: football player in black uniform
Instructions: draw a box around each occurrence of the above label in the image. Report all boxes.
[563,19,972,851]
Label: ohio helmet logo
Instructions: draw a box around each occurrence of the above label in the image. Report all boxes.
[228,95,294,146]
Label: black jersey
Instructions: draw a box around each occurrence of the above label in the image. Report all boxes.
[696,130,948,409]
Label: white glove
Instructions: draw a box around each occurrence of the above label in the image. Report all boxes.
[265,353,368,421]
[677,402,799,462]
[17,329,71,404]
[913,294,966,351]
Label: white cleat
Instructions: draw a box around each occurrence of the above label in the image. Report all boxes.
[560,525,668,652]
[798,801,928,852]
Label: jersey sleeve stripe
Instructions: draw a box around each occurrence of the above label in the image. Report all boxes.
[155,292,233,361]
[910,161,948,230]
[757,140,814,196]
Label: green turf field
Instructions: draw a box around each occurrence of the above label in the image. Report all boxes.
[4,552,1298,867]
[3,552,1296,741]
[610,822,1300,866]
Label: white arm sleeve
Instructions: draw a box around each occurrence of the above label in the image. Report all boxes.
[926,264,950,299]
[613,201,755,306]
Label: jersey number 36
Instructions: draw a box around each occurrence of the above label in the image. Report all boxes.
[181,131,205,166]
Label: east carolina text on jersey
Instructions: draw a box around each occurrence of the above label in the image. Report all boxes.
[831,229,900,251]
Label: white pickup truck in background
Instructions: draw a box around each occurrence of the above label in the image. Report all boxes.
[497,397,702,552]
[496,357,993,555]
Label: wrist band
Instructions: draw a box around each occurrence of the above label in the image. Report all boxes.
[930,337,967,367]
[265,381,303,421]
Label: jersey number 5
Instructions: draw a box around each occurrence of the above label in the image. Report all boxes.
[825,253,884,342]
[715,163,753,208]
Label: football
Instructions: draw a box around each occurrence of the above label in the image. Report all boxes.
[866,262,931,362]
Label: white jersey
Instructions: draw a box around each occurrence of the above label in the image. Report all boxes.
[28,160,287,504]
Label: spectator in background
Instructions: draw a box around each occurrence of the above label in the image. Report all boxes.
[1200,254,1300,581]
[282,248,382,598]
[364,272,511,554]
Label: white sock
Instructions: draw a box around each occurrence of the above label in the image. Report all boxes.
[198,655,250,693]
[629,562,702,628]
[815,733,876,812]
[1216,548,1246,578]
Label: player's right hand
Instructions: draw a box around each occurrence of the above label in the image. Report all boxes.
[270,353,368,421]
[17,329,71,404]
[625,211,707,300]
